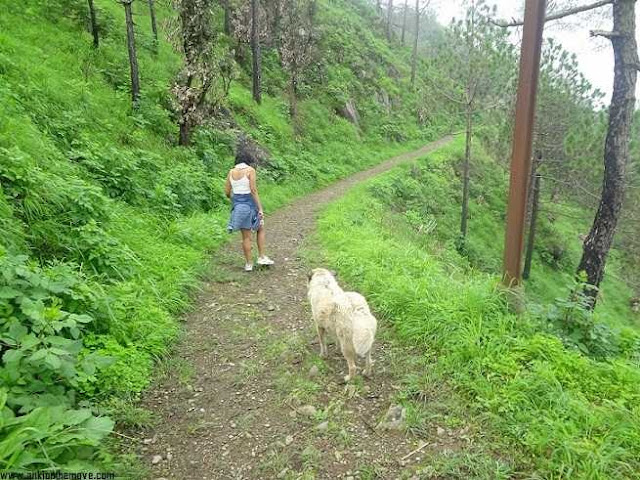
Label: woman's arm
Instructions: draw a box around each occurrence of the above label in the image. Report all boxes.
[224,172,232,199]
[248,168,264,214]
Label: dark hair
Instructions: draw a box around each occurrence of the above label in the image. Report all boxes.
[235,147,255,166]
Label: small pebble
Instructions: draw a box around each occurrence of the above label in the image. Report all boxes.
[297,405,317,417]
[316,421,329,432]
[151,455,162,465]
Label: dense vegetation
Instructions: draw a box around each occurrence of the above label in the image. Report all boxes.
[0,0,638,475]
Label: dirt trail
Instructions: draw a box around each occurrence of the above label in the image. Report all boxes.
[136,137,454,480]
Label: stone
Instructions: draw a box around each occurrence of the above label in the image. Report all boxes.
[285,435,294,446]
[316,421,329,433]
[308,365,320,378]
[437,426,445,436]
[297,405,317,417]
[376,404,406,431]
[151,455,162,465]
[337,99,360,127]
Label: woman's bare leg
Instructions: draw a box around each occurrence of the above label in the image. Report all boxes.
[241,230,252,263]
[256,226,266,258]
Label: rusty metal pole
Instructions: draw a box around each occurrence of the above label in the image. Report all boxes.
[502,0,546,288]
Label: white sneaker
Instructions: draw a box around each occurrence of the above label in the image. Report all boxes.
[244,263,253,272]
[257,256,274,266]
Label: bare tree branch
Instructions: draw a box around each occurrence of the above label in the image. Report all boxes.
[590,30,622,39]
[492,0,613,28]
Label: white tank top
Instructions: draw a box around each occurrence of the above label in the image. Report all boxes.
[229,163,251,194]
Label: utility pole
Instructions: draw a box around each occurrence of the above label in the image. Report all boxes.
[502,0,546,289]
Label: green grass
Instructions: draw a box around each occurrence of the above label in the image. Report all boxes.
[314,139,640,478]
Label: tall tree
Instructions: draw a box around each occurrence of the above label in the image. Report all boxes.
[170,0,231,145]
[401,0,408,45]
[411,0,431,86]
[578,0,638,307]
[523,157,542,280]
[148,0,159,45]
[386,0,393,40]
[223,0,231,35]
[431,0,514,248]
[279,0,316,132]
[121,0,140,107]
[88,0,99,48]
[251,0,262,104]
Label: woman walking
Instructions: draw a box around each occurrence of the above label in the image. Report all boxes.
[225,151,275,271]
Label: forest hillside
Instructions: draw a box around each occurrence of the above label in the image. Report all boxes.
[0,0,639,477]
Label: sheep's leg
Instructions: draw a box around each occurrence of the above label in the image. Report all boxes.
[363,350,373,377]
[316,325,328,358]
[341,342,357,382]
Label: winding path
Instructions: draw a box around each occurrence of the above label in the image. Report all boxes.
[136,137,453,479]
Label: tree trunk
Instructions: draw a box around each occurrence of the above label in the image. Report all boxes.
[401,0,408,45]
[123,0,140,107]
[179,121,190,146]
[88,0,99,48]
[223,0,231,35]
[460,103,472,243]
[523,172,541,280]
[411,0,419,85]
[289,70,298,132]
[576,0,638,308]
[377,0,381,14]
[148,0,158,45]
[386,0,393,40]
[251,0,262,104]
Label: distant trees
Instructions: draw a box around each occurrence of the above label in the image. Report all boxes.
[401,0,408,45]
[429,0,514,249]
[523,39,604,280]
[386,0,393,40]
[411,0,431,86]
[279,0,316,131]
[251,0,262,103]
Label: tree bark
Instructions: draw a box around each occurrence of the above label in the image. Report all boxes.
[460,103,472,243]
[523,172,541,280]
[401,0,408,45]
[148,0,158,45]
[410,0,419,85]
[223,0,231,35]
[386,0,393,40]
[251,0,262,104]
[88,0,99,48]
[577,0,638,308]
[179,122,190,146]
[123,0,140,107]
[289,70,299,133]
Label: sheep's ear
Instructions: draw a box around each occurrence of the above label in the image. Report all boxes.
[307,271,313,282]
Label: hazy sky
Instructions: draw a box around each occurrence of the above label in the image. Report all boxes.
[430,0,640,101]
